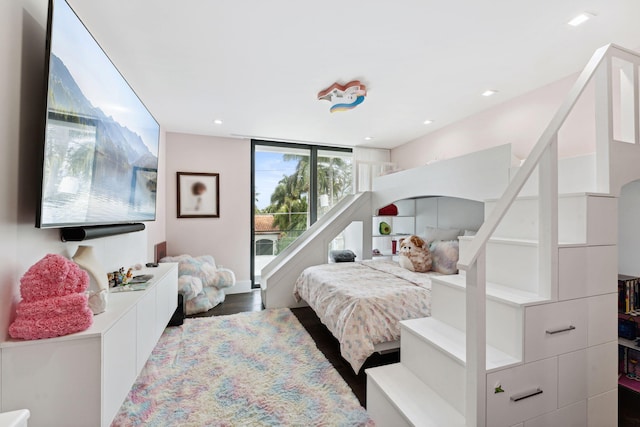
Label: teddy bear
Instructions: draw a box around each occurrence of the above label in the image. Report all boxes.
[398,235,433,272]
[9,253,94,340]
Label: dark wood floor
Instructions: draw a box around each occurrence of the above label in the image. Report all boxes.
[186,290,398,407]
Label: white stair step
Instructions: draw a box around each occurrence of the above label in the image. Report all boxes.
[401,317,521,372]
[366,363,466,427]
[430,274,549,360]
[459,236,540,294]
[398,317,520,416]
[432,273,548,307]
[510,153,596,196]
[485,192,616,245]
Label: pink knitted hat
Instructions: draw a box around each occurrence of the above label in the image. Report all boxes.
[9,254,94,340]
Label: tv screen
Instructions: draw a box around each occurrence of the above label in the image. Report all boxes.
[37,0,160,229]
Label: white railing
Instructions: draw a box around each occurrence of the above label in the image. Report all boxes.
[457,44,640,426]
[355,160,398,192]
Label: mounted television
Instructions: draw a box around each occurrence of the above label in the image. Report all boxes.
[36,0,160,230]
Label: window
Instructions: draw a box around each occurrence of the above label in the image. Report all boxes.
[251,140,352,286]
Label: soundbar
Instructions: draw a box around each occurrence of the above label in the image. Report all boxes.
[60,223,145,241]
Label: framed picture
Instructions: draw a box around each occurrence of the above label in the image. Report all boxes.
[177,172,219,218]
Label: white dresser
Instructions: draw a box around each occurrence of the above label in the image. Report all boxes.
[0,262,178,427]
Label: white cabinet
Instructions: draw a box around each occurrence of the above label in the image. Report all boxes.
[524,298,588,362]
[486,357,559,427]
[0,263,178,427]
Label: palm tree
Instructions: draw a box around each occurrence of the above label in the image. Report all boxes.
[264,153,352,244]
[284,153,352,207]
[266,174,308,232]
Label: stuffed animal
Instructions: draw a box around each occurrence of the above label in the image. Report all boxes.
[398,235,433,272]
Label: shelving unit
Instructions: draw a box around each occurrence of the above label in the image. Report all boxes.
[372,199,415,257]
[619,314,640,393]
[618,274,640,393]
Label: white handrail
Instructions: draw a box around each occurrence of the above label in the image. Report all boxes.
[458,43,610,270]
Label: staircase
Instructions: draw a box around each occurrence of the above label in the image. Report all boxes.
[366,44,640,426]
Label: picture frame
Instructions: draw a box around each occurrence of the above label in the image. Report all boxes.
[177,172,220,218]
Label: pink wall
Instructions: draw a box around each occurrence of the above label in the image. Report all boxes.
[165,133,251,284]
[392,72,597,170]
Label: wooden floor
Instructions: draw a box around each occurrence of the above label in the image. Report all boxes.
[186,290,398,407]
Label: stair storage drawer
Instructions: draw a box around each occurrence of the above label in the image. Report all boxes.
[524,299,587,362]
[486,357,558,427]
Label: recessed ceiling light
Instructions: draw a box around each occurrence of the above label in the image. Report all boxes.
[364,136,373,141]
[423,119,434,125]
[568,12,594,27]
[213,119,223,125]
[482,90,498,97]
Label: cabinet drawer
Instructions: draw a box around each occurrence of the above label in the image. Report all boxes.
[487,357,558,427]
[559,245,616,300]
[524,299,587,362]
[523,400,586,427]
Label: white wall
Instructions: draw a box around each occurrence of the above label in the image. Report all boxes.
[165,133,251,290]
[0,0,166,342]
[392,72,597,170]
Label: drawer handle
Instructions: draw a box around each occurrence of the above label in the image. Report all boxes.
[510,387,543,402]
[545,325,576,335]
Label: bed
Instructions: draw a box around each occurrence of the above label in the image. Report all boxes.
[293,258,442,373]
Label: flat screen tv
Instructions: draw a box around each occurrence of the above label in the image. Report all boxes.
[36,0,160,229]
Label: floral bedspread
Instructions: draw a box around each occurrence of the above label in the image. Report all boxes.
[293,259,438,373]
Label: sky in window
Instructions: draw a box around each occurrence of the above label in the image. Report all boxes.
[254,152,298,210]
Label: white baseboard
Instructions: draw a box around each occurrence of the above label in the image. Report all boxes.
[224,280,252,295]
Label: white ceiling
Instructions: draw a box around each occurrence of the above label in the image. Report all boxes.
[66,0,640,150]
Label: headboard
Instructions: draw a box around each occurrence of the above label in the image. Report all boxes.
[154,241,167,263]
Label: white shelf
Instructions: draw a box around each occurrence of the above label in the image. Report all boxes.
[619,337,640,350]
[372,200,416,256]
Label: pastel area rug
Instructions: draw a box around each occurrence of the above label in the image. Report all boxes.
[111,308,373,426]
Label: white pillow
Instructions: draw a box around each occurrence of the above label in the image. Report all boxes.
[424,226,460,243]
[463,229,477,236]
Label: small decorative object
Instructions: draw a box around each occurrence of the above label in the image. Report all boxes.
[9,254,93,340]
[177,172,220,218]
[494,384,505,394]
[378,204,398,216]
[619,318,638,340]
[109,267,132,287]
[398,235,433,273]
[317,80,367,113]
[392,239,397,255]
[379,221,391,235]
[72,245,109,315]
